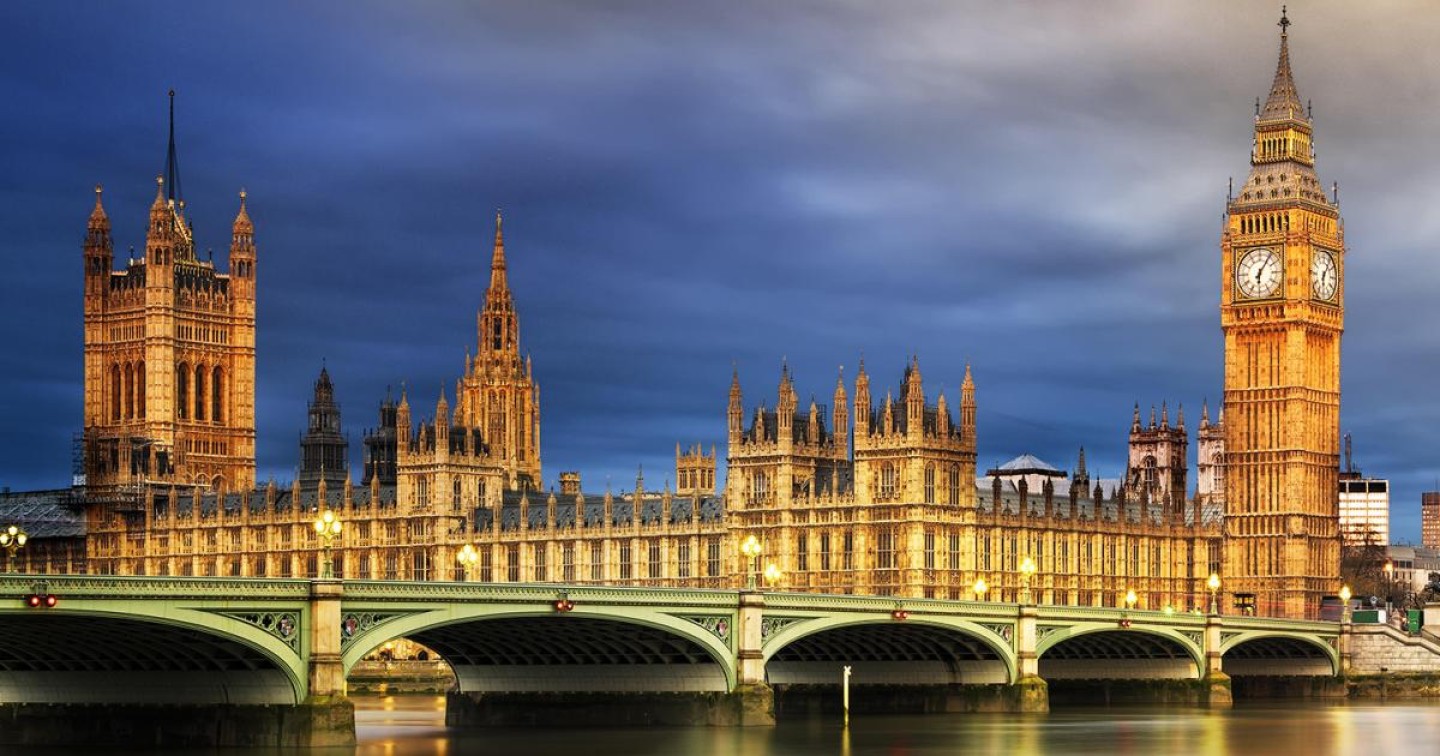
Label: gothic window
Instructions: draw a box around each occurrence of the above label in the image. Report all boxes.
[109,363,122,421]
[177,363,189,420]
[707,536,721,578]
[123,363,134,419]
[194,364,206,421]
[677,542,690,579]
[563,543,576,583]
[492,319,502,350]
[211,366,222,423]
[796,533,808,572]
[506,544,520,582]
[876,528,895,570]
[619,542,632,580]
[137,361,145,417]
[948,464,961,506]
[750,471,769,506]
[533,543,548,581]
[842,530,854,571]
[924,530,935,570]
[647,541,662,579]
[879,463,897,501]
[819,532,831,572]
[1143,455,1157,490]
[923,464,935,504]
[590,542,604,582]
[453,480,462,511]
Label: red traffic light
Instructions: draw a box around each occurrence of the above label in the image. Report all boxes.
[891,609,909,621]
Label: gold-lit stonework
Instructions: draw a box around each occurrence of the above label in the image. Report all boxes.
[1219,11,1343,619]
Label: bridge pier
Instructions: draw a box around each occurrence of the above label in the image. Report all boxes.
[1202,613,1233,709]
[1014,604,1050,712]
[299,578,356,746]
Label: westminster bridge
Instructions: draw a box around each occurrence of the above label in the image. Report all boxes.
[0,575,1363,746]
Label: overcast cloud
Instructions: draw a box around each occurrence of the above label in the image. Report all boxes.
[1,1,1437,541]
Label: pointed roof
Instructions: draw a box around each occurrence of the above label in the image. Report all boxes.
[994,454,1063,474]
[233,189,253,234]
[489,210,508,290]
[1260,9,1304,123]
[164,89,183,205]
[88,184,109,231]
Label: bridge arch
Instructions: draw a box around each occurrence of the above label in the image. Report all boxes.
[763,616,1017,686]
[1036,623,1204,680]
[342,605,737,693]
[0,605,307,705]
[1220,631,1339,676]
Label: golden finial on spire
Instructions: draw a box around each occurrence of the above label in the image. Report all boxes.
[1278,5,1290,35]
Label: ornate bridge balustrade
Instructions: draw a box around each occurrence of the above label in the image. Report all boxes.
[0,575,1348,745]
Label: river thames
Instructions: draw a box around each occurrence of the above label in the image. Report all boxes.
[8,695,1437,754]
[346,695,1440,756]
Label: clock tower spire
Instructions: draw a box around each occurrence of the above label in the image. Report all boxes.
[1219,8,1344,619]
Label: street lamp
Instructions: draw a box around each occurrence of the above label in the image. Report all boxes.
[0,525,27,573]
[456,543,479,581]
[740,534,762,590]
[1383,560,1395,609]
[763,562,782,589]
[1125,589,1138,611]
[973,577,988,602]
[312,509,342,579]
[1019,556,1037,605]
[1207,572,1221,615]
[1339,584,1352,623]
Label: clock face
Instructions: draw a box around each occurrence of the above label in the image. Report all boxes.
[1236,247,1282,299]
[1311,249,1338,301]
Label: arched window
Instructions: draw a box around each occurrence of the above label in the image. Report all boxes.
[176,363,189,420]
[923,464,935,504]
[1143,455,1158,489]
[211,366,223,423]
[136,361,146,418]
[123,363,134,419]
[948,464,961,506]
[110,363,122,421]
[751,471,769,506]
[194,364,206,421]
[453,479,462,511]
[879,463,897,501]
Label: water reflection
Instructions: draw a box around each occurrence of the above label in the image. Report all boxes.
[354,696,1440,756]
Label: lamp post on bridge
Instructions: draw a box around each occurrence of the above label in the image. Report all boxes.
[1339,584,1352,624]
[740,534,763,591]
[0,525,26,573]
[312,509,342,579]
[1019,556,1037,605]
[973,577,988,602]
[1207,572,1221,615]
[457,543,479,582]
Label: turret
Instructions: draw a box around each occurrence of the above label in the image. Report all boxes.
[831,367,848,446]
[776,362,796,441]
[853,359,871,437]
[960,364,976,443]
[727,366,743,444]
[435,388,450,449]
[904,356,923,435]
[84,185,112,300]
[230,189,256,301]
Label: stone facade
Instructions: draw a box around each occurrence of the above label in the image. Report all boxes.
[1220,13,1344,618]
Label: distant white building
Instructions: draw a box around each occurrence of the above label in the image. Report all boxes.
[1339,474,1389,546]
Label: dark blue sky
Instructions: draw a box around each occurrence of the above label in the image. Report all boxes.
[2,2,1437,542]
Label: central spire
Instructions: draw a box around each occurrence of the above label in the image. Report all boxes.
[1260,7,1303,123]
[164,89,183,205]
[490,210,508,291]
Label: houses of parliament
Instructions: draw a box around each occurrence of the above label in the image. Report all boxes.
[3,14,1343,619]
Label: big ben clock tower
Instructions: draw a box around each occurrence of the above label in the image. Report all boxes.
[1221,9,1343,619]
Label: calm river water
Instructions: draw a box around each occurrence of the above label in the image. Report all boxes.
[350,695,1440,756]
[11,695,1438,755]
